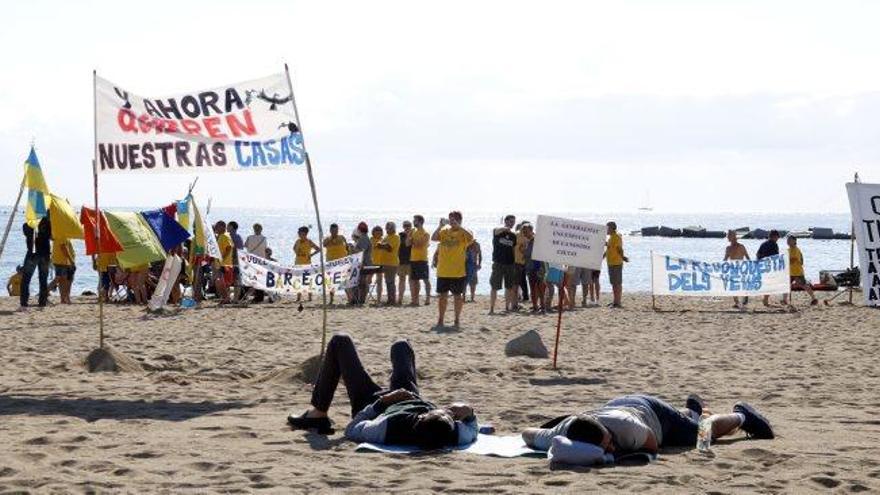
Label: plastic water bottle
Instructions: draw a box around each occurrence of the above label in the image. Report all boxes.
[697,415,712,452]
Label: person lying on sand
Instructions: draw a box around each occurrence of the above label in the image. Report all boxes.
[522,394,773,454]
[288,333,478,450]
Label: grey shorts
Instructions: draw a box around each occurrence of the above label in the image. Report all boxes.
[569,267,593,286]
[490,263,517,290]
[608,265,623,286]
[398,264,412,277]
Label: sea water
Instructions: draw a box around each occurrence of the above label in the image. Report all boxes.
[0,207,854,297]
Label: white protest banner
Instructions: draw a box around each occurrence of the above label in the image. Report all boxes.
[651,253,790,296]
[532,215,605,270]
[95,74,304,173]
[846,182,880,306]
[239,251,363,295]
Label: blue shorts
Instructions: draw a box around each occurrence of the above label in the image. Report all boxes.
[604,394,697,447]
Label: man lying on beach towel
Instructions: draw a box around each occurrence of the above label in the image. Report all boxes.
[522,394,773,457]
[288,333,478,450]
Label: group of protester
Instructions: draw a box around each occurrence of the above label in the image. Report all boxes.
[10,215,78,310]
[10,212,820,314]
[288,333,775,463]
[724,228,819,308]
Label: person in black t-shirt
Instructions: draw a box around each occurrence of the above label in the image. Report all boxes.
[756,230,781,307]
[397,220,413,306]
[19,216,52,309]
[489,214,518,314]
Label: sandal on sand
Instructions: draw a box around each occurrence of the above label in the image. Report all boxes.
[734,402,774,439]
[287,412,334,435]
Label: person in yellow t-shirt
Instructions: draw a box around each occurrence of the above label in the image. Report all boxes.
[604,221,628,308]
[369,225,386,303]
[214,220,234,303]
[408,215,432,306]
[322,223,349,304]
[7,266,23,297]
[51,238,76,304]
[432,211,474,328]
[784,236,818,306]
[94,252,117,302]
[294,226,320,302]
[323,224,349,262]
[377,222,401,305]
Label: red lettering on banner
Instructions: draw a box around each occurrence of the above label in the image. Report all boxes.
[227,109,256,137]
[118,109,137,133]
[115,108,257,138]
[204,117,228,139]
[180,119,202,136]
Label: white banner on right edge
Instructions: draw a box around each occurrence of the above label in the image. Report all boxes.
[846,182,880,306]
[651,253,790,296]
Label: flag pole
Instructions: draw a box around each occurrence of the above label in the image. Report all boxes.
[93,69,105,349]
[651,250,657,310]
[0,174,25,261]
[849,172,860,304]
[552,270,567,369]
[284,63,329,358]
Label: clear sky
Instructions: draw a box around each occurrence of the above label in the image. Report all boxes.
[1,0,878,213]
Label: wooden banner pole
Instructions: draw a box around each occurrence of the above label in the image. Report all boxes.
[849,172,859,304]
[552,271,567,369]
[0,174,25,261]
[92,70,105,349]
[284,63,329,358]
[650,250,657,310]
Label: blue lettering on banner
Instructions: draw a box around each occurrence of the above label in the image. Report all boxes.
[668,271,712,291]
[662,253,787,293]
[234,132,305,168]
[266,271,276,288]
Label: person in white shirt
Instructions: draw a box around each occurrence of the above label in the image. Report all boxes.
[244,223,269,302]
[522,394,773,455]
[245,223,268,258]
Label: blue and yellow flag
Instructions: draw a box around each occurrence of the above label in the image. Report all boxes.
[24,147,51,227]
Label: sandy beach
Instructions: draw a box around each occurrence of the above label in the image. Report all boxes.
[1,293,879,493]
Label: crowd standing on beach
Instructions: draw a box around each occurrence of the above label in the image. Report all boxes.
[9,211,822,321]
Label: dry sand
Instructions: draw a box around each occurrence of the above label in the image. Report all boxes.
[1,293,879,493]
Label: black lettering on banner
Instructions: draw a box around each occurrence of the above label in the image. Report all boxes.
[224,88,244,113]
[98,143,113,170]
[128,144,142,170]
[175,141,192,166]
[114,144,128,169]
[199,91,222,116]
[195,143,211,167]
[180,95,200,118]
[863,219,880,244]
[155,98,182,119]
[143,99,160,118]
[142,143,156,168]
[113,87,129,106]
[155,142,173,167]
[212,143,227,166]
[871,195,880,216]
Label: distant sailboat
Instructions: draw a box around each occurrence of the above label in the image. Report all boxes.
[638,190,653,211]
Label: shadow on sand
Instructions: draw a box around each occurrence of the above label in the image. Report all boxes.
[0,395,251,422]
